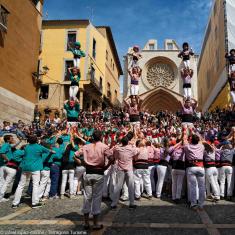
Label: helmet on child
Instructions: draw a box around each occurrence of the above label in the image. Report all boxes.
[182,42,189,48]
[230,49,235,54]
[133,45,140,51]
[74,41,81,47]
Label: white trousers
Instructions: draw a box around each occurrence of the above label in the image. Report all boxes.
[130,84,139,96]
[73,58,80,68]
[108,165,117,201]
[13,171,41,206]
[187,167,205,207]
[230,91,235,104]
[38,170,51,199]
[156,165,167,197]
[183,88,192,99]
[134,168,152,198]
[230,64,235,73]
[111,170,135,207]
[102,167,112,198]
[69,86,79,99]
[183,60,190,68]
[0,167,17,200]
[149,165,157,193]
[171,169,185,200]
[74,166,85,194]
[205,167,220,199]
[121,181,129,200]
[219,166,234,197]
[60,169,75,195]
[82,174,104,215]
[0,166,5,190]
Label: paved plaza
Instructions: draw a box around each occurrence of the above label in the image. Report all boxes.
[0,196,235,235]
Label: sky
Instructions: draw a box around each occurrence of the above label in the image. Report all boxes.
[43,0,213,91]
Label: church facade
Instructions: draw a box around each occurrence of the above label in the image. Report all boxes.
[123,39,198,112]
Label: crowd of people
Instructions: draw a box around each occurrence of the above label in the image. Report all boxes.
[0,104,235,230]
[1,41,235,231]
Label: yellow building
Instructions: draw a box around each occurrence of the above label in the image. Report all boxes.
[198,0,235,112]
[38,20,122,113]
[0,0,43,123]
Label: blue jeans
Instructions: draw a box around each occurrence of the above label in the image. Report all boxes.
[49,164,61,197]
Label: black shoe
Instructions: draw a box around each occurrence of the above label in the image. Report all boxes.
[227,196,232,201]
[129,204,137,209]
[135,197,141,201]
[11,204,19,209]
[32,203,43,209]
[220,196,225,200]
[174,199,180,204]
[111,205,117,210]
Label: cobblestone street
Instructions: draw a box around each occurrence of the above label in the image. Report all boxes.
[0,196,235,235]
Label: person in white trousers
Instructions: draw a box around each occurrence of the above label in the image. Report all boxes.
[68,67,80,100]
[111,136,138,209]
[203,142,220,201]
[156,138,171,198]
[12,135,53,209]
[38,170,51,200]
[169,140,185,203]
[73,166,85,195]
[219,144,234,200]
[128,67,142,97]
[134,140,152,199]
[184,134,205,210]
[0,147,25,203]
[75,130,114,230]
[147,141,161,194]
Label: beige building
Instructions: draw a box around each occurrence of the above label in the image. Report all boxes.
[198,0,235,112]
[38,20,122,113]
[123,39,198,112]
[0,0,43,123]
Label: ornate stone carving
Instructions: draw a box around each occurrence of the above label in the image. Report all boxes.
[146,63,174,88]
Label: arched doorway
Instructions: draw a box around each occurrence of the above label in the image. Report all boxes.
[140,86,183,113]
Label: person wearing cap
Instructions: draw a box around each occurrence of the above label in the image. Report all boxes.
[68,67,80,100]
[68,41,86,69]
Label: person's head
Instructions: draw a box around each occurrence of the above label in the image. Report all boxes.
[92,130,102,142]
[146,140,151,146]
[183,42,189,50]
[184,68,191,76]
[133,45,139,52]
[191,134,200,145]
[72,68,79,76]
[57,138,63,145]
[121,136,129,146]
[162,137,169,148]
[74,41,81,49]
[3,135,14,144]
[184,98,191,108]
[230,49,235,56]
[126,131,134,141]
[28,135,38,144]
[130,97,137,105]
[69,100,75,108]
[132,67,138,73]
[231,71,235,78]
[203,142,214,153]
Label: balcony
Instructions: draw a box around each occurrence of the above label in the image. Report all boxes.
[107,90,112,100]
